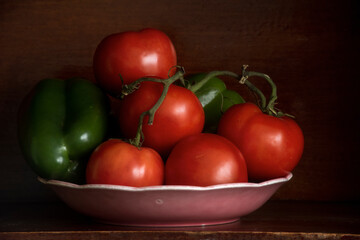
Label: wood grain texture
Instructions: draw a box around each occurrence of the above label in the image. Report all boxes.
[0,0,359,202]
[1,201,359,239]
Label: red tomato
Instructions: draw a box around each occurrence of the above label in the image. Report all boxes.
[118,81,205,157]
[93,28,177,95]
[217,103,304,181]
[86,139,164,187]
[165,133,248,186]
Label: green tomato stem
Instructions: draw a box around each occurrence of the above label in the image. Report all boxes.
[121,67,186,148]
[188,71,232,93]
[188,70,267,112]
[241,65,284,117]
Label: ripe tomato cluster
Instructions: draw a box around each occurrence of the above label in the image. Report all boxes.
[86,28,304,187]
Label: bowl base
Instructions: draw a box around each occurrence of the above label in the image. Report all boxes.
[93,217,240,227]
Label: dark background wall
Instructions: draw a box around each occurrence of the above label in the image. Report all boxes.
[1,0,359,202]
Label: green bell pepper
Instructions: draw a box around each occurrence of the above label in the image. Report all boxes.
[187,73,245,132]
[18,78,109,183]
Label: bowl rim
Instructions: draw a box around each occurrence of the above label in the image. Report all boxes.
[38,172,292,192]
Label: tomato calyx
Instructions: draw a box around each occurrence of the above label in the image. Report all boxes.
[119,66,186,148]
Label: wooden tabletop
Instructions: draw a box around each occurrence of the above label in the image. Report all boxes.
[1,200,359,240]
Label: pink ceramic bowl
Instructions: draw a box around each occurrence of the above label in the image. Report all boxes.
[39,173,292,227]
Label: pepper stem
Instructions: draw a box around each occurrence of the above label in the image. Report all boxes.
[122,67,186,148]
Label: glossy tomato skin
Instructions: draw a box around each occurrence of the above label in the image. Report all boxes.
[118,81,205,157]
[93,28,177,95]
[165,133,248,186]
[217,103,304,181]
[86,139,164,187]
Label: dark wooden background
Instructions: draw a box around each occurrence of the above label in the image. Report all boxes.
[0,0,359,203]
